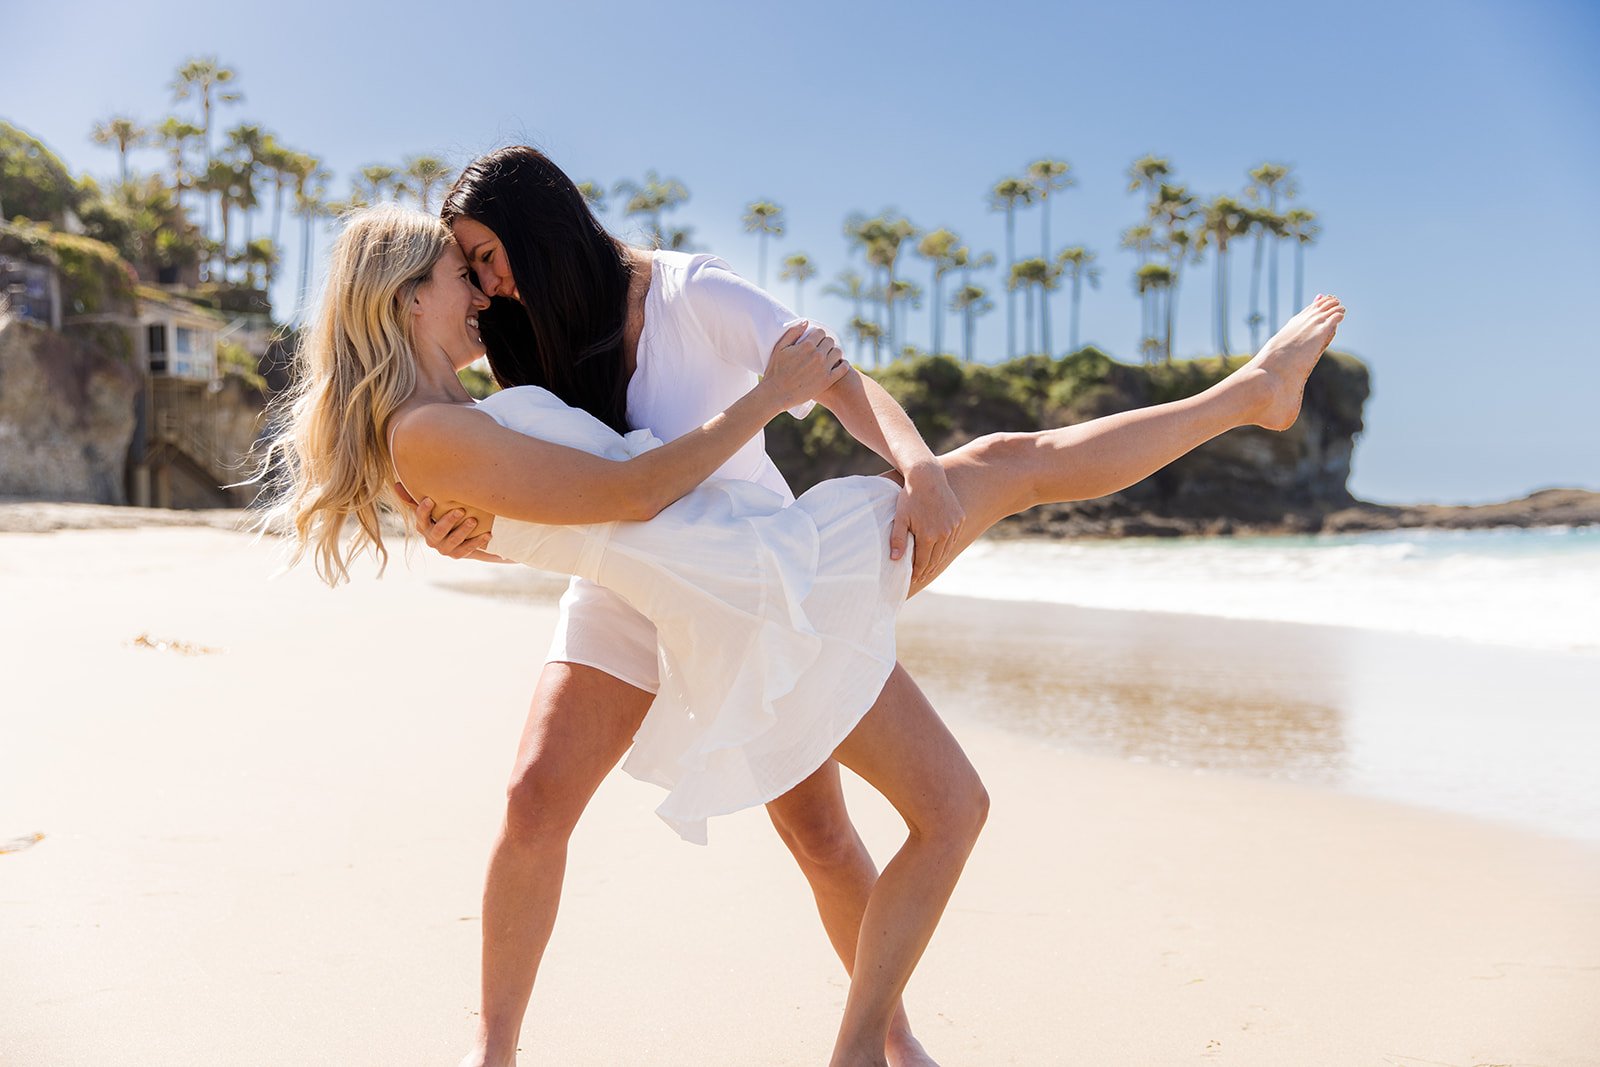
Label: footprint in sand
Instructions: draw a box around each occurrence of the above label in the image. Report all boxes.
[0,832,45,855]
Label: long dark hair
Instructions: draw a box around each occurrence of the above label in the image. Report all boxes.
[441,146,634,433]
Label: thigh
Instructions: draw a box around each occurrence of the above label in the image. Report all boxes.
[507,662,656,829]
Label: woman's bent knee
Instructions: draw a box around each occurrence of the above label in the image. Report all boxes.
[770,802,865,870]
[503,764,586,847]
[908,772,989,849]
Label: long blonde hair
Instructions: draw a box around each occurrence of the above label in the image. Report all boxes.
[258,204,449,585]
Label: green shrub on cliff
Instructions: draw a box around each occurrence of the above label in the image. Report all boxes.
[0,122,85,225]
[0,221,137,318]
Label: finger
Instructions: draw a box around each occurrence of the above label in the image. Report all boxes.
[426,508,465,547]
[394,482,418,508]
[776,320,809,349]
[889,502,911,562]
[412,495,435,531]
[464,533,493,553]
[827,357,851,383]
[441,515,479,553]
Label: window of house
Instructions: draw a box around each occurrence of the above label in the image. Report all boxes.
[147,323,168,374]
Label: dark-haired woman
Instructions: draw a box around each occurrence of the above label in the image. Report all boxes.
[420,147,969,1067]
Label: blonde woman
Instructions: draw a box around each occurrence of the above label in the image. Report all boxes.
[268,204,1343,1067]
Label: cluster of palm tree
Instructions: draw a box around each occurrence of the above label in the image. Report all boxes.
[1123,156,1321,362]
[85,58,1324,363]
[88,56,460,317]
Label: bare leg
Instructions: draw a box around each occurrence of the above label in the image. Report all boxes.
[766,673,939,1067]
[915,295,1348,594]
[461,663,653,1067]
[464,665,939,1067]
[823,667,989,1067]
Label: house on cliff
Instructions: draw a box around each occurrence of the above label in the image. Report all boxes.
[1,222,269,508]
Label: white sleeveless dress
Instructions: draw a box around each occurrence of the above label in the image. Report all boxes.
[475,386,913,844]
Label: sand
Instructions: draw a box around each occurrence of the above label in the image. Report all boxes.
[2,517,1597,1065]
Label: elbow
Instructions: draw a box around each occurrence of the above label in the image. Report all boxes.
[626,478,671,522]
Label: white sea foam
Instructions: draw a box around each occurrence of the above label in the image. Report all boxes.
[925,526,1600,656]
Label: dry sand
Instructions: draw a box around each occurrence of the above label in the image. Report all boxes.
[2,517,1597,1065]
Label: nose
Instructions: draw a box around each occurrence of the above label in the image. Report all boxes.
[483,265,514,299]
[471,285,491,311]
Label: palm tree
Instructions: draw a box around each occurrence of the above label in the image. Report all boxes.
[170,57,243,246]
[1247,162,1297,328]
[915,228,961,355]
[950,283,994,363]
[155,117,202,212]
[888,278,923,352]
[1121,222,1156,350]
[613,171,689,249]
[741,200,785,287]
[198,158,244,281]
[91,116,147,186]
[1282,208,1320,308]
[358,165,399,204]
[292,161,330,319]
[778,252,817,314]
[988,176,1035,360]
[1198,195,1250,355]
[1243,205,1283,351]
[1126,154,1172,209]
[1026,159,1074,259]
[824,269,867,321]
[1150,183,1197,361]
[1134,264,1174,362]
[256,135,294,254]
[224,123,267,259]
[846,213,917,356]
[1009,257,1056,355]
[849,316,885,367]
[405,155,453,214]
[575,181,607,214]
[1054,247,1100,353]
[230,163,259,284]
[242,237,277,290]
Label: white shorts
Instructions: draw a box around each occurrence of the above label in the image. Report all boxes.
[544,577,662,694]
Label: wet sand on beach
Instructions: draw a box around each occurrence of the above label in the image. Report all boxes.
[2,518,1597,1065]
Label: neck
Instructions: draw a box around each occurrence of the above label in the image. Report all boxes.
[411,342,476,405]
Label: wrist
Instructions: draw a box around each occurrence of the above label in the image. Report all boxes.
[903,457,945,485]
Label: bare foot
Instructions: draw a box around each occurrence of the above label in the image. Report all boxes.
[887,1030,941,1067]
[1243,294,1347,431]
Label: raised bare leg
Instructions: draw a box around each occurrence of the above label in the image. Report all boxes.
[460,664,653,1067]
[766,672,940,1067]
[824,667,989,1067]
[913,295,1347,593]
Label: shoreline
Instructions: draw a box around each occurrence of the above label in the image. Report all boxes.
[6,489,1597,539]
[3,524,1597,1064]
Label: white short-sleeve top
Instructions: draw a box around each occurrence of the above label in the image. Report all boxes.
[626,250,812,502]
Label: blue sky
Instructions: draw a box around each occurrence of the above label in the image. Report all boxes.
[4,0,1597,503]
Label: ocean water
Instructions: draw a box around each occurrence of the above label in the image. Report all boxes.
[912,524,1600,842]
[925,525,1600,657]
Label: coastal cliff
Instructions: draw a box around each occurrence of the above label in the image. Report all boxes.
[768,348,1374,537]
[0,315,140,504]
